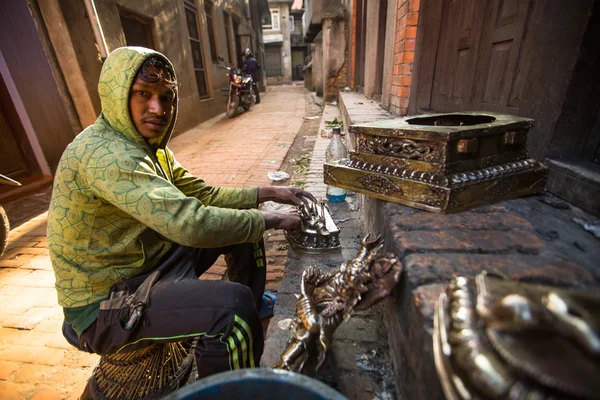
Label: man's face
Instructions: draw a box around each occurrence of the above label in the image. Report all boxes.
[129,75,175,140]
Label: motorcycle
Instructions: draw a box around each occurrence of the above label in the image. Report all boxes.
[0,174,21,256]
[217,55,256,118]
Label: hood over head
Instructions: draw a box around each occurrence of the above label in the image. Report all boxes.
[97,46,178,150]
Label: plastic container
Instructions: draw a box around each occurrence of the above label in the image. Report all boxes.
[325,127,348,203]
[163,368,348,400]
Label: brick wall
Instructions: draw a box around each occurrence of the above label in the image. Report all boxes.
[389,0,419,115]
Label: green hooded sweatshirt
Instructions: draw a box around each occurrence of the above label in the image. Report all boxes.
[48,47,265,335]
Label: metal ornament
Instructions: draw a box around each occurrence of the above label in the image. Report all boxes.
[274,235,402,373]
[325,112,549,213]
[433,272,600,400]
[284,199,341,253]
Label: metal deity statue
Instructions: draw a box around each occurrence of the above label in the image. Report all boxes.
[434,272,600,400]
[274,235,401,373]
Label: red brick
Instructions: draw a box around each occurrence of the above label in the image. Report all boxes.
[397,1,409,17]
[399,87,411,98]
[199,273,222,281]
[394,230,546,253]
[405,38,416,51]
[206,265,227,275]
[403,51,414,63]
[401,64,412,74]
[392,75,403,86]
[401,75,412,86]
[394,53,403,64]
[0,381,22,400]
[394,40,405,54]
[30,389,62,400]
[407,11,419,26]
[393,65,402,75]
[398,27,407,40]
[266,271,284,282]
[409,0,420,11]
[399,14,407,29]
[406,26,417,38]
[399,97,410,107]
[0,345,65,366]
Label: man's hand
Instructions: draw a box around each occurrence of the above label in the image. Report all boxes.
[258,186,316,206]
[261,210,302,231]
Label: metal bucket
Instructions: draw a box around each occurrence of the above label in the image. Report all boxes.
[163,368,348,400]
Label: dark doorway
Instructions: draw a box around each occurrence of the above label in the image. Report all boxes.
[119,8,155,49]
[292,48,306,80]
[0,73,37,180]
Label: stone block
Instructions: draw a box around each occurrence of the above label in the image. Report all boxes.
[403,253,596,289]
[392,230,546,253]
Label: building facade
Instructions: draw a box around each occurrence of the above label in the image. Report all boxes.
[262,0,295,85]
[0,0,267,200]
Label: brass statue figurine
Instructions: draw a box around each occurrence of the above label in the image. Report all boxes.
[434,272,600,400]
[274,235,401,373]
[284,199,341,253]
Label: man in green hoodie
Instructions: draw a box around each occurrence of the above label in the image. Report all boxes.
[47,47,313,378]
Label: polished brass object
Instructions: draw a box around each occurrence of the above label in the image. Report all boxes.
[274,235,401,373]
[504,130,527,145]
[456,138,479,154]
[433,273,600,400]
[284,199,341,253]
[326,112,548,213]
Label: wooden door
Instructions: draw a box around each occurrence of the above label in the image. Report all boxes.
[430,0,486,111]
[471,0,539,112]
[430,0,540,113]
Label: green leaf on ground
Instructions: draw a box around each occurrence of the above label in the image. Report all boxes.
[294,181,306,189]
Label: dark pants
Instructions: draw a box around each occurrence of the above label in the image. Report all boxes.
[78,240,267,378]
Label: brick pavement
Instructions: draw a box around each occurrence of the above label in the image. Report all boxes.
[0,84,311,399]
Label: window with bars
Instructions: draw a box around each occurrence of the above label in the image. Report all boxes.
[223,12,233,63]
[184,1,209,98]
[204,0,218,62]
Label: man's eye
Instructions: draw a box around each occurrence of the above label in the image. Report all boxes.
[137,91,149,97]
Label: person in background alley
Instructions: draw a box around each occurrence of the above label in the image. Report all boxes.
[243,48,261,104]
[47,47,313,382]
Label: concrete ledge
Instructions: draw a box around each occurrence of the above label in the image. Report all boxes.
[545,156,600,216]
[337,93,600,399]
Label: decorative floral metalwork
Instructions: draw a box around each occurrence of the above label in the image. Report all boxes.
[358,136,435,160]
[357,175,403,196]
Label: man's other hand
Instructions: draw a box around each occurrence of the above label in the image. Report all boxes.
[258,186,316,206]
[261,211,302,231]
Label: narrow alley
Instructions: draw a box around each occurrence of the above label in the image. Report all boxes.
[0,84,315,400]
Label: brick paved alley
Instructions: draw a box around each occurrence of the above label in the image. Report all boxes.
[0,84,315,400]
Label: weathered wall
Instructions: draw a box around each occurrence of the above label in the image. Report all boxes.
[312,34,323,97]
[322,17,348,102]
[0,0,77,172]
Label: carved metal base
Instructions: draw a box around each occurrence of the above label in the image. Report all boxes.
[284,200,341,253]
[324,158,548,214]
